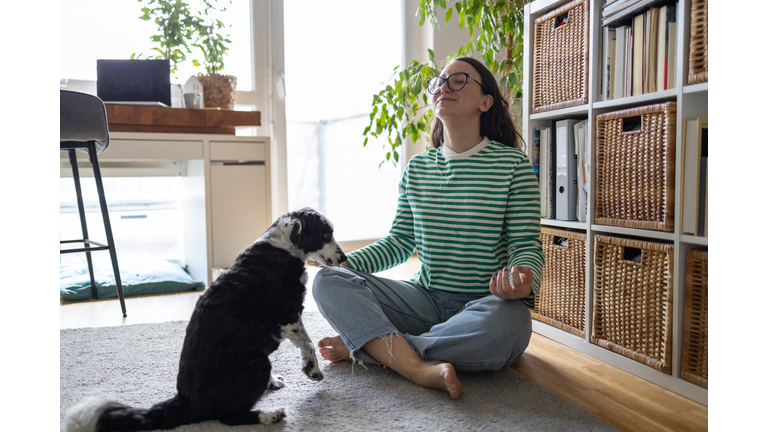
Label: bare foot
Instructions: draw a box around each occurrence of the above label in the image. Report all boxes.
[317,336,351,363]
[413,362,463,400]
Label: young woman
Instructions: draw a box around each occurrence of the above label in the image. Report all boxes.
[312,57,543,400]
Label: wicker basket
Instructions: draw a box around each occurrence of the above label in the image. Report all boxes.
[592,235,674,374]
[688,0,708,84]
[532,0,590,113]
[198,73,238,109]
[682,249,708,388]
[594,102,676,231]
[534,228,587,337]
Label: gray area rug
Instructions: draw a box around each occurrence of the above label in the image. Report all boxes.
[61,312,618,431]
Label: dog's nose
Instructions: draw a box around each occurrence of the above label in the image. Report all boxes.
[338,249,347,264]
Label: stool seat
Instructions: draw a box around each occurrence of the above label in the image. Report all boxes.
[60,89,126,317]
[61,89,109,153]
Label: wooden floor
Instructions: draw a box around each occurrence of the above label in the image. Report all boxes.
[60,258,707,431]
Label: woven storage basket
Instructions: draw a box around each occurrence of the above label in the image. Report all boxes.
[532,0,590,113]
[682,249,708,388]
[688,0,708,84]
[534,228,587,337]
[592,235,674,374]
[595,102,676,231]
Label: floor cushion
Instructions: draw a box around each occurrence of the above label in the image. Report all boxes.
[60,257,205,301]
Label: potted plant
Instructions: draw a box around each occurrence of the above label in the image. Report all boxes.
[132,0,199,76]
[364,0,531,166]
[193,0,237,109]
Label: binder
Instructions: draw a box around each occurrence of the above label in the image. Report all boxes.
[681,118,707,235]
[539,127,548,218]
[555,119,579,221]
[547,127,556,218]
[575,120,588,222]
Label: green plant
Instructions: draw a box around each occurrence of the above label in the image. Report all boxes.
[191,0,233,75]
[363,0,531,166]
[133,0,200,75]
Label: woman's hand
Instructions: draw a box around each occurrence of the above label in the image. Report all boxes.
[306,258,324,267]
[489,266,532,300]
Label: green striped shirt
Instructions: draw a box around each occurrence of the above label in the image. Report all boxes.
[346,138,544,308]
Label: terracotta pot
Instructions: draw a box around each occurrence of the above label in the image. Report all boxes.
[198,73,237,109]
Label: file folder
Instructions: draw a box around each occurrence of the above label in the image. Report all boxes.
[555,119,579,221]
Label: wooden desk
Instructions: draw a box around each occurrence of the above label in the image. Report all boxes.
[105,104,261,135]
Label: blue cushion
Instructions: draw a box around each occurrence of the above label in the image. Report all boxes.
[60,257,205,301]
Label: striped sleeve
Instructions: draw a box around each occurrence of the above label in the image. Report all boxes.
[505,156,544,309]
[344,169,416,273]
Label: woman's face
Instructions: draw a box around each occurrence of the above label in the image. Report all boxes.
[430,60,493,122]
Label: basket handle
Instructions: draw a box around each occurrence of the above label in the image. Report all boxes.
[554,11,570,29]
[621,115,643,134]
[552,235,569,248]
[622,246,643,264]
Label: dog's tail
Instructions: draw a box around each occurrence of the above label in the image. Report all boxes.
[64,395,186,432]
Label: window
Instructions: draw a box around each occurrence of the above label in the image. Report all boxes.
[59,0,257,264]
[59,0,407,243]
[60,0,253,91]
[284,0,403,241]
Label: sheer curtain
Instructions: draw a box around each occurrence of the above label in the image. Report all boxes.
[284,0,403,242]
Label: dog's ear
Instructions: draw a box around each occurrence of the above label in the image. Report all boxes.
[289,220,303,244]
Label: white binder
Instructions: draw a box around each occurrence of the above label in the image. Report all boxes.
[555,119,579,221]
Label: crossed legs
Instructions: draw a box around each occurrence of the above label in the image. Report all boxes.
[318,333,463,399]
[313,267,531,400]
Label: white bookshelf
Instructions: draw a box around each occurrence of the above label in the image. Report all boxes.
[522,0,708,405]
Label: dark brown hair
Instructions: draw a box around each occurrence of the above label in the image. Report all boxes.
[429,57,520,149]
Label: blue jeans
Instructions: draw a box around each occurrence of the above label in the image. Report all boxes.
[312,266,532,371]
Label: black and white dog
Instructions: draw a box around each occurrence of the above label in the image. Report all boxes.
[64,208,346,431]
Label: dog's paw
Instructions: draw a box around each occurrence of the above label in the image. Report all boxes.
[259,408,286,425]
[303,359,324,381]
[268,374,286,390]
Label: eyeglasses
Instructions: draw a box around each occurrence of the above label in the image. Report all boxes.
[426,72,487,95]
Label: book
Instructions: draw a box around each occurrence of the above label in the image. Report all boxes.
[602,0,645,19]
[704,156,708,237]
[603,27,616,101]
[646,8,659,93]
[625,26,633,97]
[681,118,708,235]
[602,0,669,26]
[610,38,617,99]
[614,26,628,99]
[697,126,708,236]
[656,6,668,91]
[632,13,644,96]
[666,4,677,89]
[555,119,579,221]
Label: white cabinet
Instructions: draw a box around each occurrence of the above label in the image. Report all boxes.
[62,132,272,285]
[209,145,270,269]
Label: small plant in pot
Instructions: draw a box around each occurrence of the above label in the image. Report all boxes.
[192,0,237,110]
[133,0,199,76]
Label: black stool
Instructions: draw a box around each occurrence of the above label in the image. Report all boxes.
[60,89,127,317]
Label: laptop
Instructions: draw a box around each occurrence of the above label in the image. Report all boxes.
[97,59,171,106]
